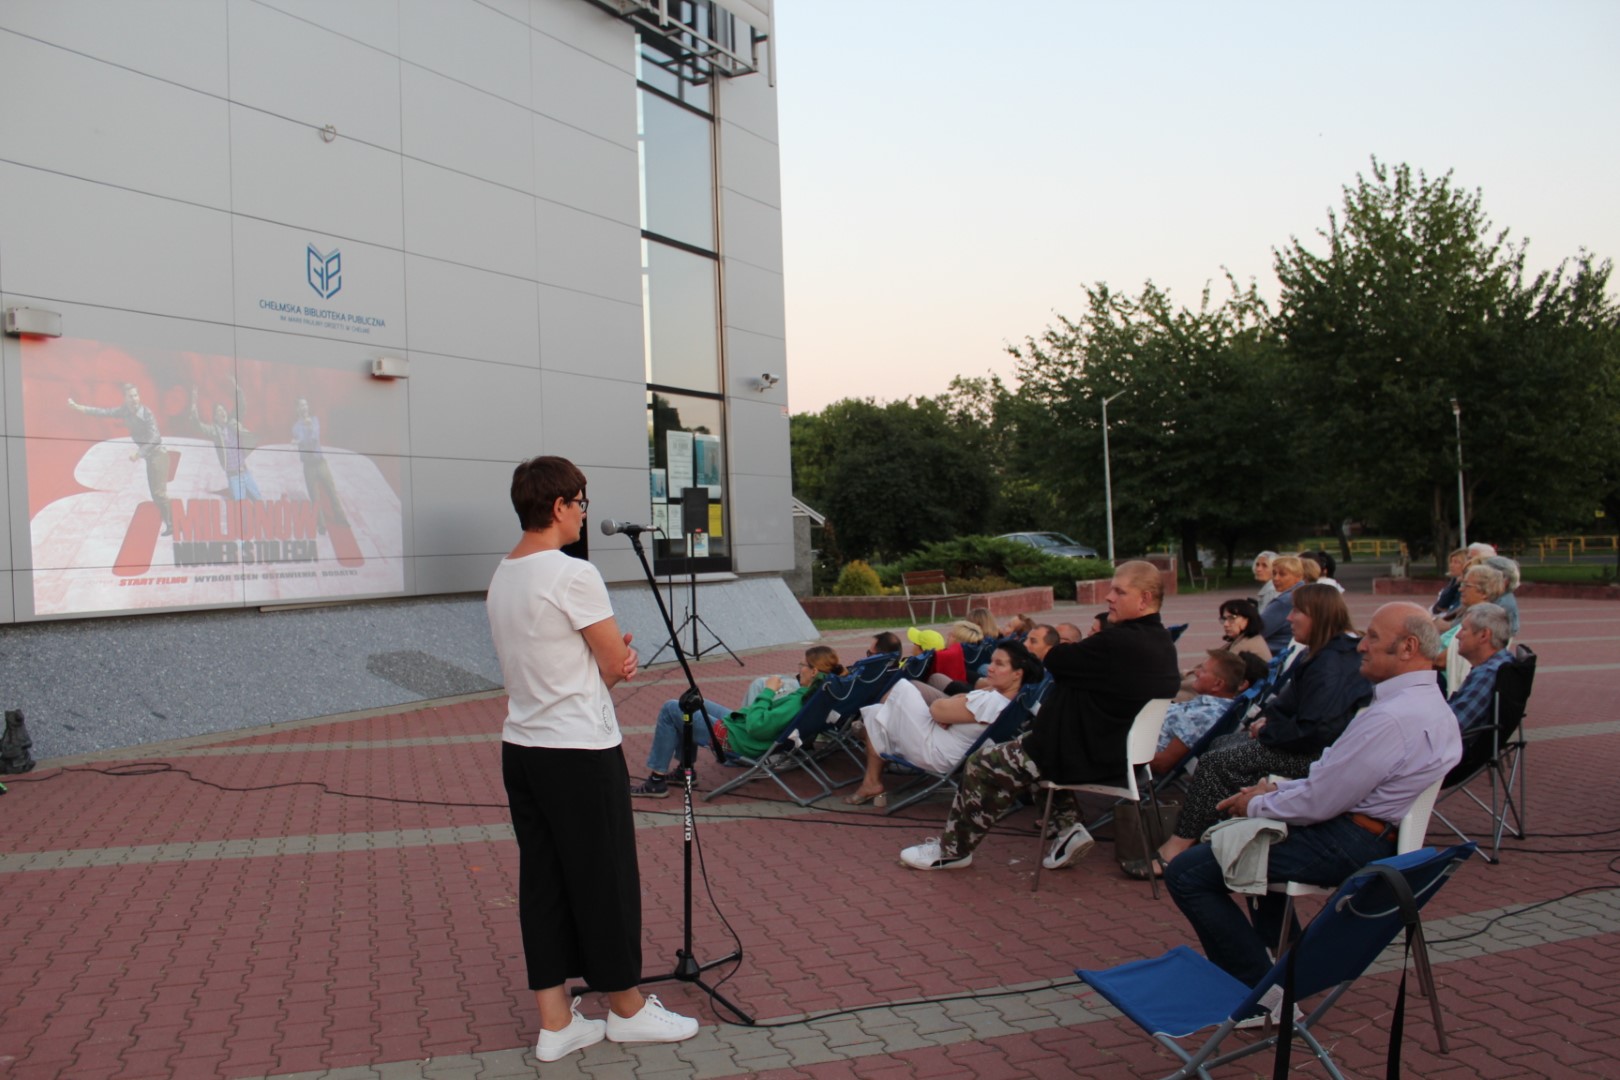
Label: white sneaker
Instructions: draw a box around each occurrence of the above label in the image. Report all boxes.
[1042,823,1095,870]
[535,1000,606,1061]
[605,994,699,1044]
[899,837,973,871]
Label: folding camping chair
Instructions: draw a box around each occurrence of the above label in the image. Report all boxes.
[702,681,846,806]
[880,674,1050,814]
[1433,643,1536,862]
[1077,843,1477,1080]
[1033,697,1174,895]
[815,652,908,774]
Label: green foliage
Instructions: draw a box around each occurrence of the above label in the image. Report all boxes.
[890,536,1110,601]
[831,559,883,596]
[1274,158,1620,566]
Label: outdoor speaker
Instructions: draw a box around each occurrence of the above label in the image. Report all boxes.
[680,487,708,537]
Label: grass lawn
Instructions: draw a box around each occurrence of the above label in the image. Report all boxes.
[811,616,914,631]
[1518,564,1616,584]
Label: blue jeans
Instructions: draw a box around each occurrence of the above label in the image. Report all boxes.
[229,471,262,501]
[1165,815,1395,985]
[646,698,731,774]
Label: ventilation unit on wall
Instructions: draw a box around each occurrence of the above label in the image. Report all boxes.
[370,356,409,379]
[3,307,63,337]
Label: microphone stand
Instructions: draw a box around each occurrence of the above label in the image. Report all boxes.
[606,526,752,1024]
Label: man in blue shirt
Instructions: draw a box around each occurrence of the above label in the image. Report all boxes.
[1447,602,1513,731]
[1150,651,1266,775]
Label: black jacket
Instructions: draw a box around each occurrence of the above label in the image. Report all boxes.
[1021,612,1182,784]
[1255,633,1372,754]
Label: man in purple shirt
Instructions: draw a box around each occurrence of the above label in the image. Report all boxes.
[1165,602,1464,985]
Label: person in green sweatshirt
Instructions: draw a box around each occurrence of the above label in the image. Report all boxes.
[630,646,847,797]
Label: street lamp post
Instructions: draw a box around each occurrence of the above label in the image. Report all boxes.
[1451,397,1467,549]
[1102,390,1125,565]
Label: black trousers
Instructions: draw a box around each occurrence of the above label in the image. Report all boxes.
[502,742,642,992]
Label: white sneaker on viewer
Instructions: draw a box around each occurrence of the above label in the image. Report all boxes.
[605,994,699,1044]
[1043,823,1095,870]
[535,999,606,1061]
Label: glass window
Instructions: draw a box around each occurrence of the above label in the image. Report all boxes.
[642,239,719,392]
[648,391,728,570]
[636,35,711,113]
[638,89,714,250]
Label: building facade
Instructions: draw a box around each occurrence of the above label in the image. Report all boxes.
[0,0,794,626]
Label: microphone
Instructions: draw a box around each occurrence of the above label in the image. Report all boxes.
[600,518,657,537]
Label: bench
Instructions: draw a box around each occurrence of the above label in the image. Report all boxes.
[901,569,969,625]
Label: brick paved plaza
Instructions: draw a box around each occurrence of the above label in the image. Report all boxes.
[3,586,1618,1078]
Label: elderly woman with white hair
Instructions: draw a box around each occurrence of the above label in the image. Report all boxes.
[1483,555,1522,638]
[1252,551,1279,611]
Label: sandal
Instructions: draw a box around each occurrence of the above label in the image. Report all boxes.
[842,789,888,807]
[1120,856,1168,881]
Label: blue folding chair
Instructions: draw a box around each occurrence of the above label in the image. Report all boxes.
[880,675,1050,814]
[813,653,910,779]
[703,681,847,806]
[1167,622,1190,642]
[1077,842,1476,1080]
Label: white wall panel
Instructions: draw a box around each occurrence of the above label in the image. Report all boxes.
[0,434,12,571]
[719,189,783,274]
[714,51,778,144]
[722,258,786,340]
[0,1,229,96]
[228,0,402,152]
[531,29,637,149]
[413,551,503,595]
[723,326,787,402]
[534,202,639,304]
[530,2,634,72]
[230,106,405,250]
[233,217,407,351]
[253,0,401,54]
[726,472,792,549]
[536,286,641,381]
[0,32,231,210]
[403,159,538,281]
[727,397,789,479]
[406,256,540,367]
[406,353,541,462]
[0,565,14,623]
[533,114,638,226]
[717,119,782,209]
[409,456,520,557]
[570,463,646,584]
[732,541,793,574]
[399,0,530,106]
[0,163,232,324]
[402,63,534,192]
[539,370,645,470]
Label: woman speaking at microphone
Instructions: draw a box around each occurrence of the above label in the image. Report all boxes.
[486,455,698,1062]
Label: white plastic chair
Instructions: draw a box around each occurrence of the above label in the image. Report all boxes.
[1269,774,1445,952]
[1032,698,1173,895]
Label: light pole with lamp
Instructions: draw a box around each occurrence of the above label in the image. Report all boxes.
[1102,389,1125,564]
[1451,397,1467,549]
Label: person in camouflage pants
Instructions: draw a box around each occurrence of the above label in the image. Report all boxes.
[937,738,1078,860]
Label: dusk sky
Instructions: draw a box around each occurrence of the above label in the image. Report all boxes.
[772,1,1620,414]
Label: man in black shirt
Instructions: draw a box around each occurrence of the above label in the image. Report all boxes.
[899,561,1181,872]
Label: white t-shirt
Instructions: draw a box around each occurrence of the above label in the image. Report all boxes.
[487,549,620,749]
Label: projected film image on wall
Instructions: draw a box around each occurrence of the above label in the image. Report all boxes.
[21,338,406,616]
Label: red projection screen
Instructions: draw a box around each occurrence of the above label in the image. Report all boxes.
[20,338,406,616]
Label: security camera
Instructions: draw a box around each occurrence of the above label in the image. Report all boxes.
[754,372,780,392]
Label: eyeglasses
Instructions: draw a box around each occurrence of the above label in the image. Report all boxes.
[567,496,590,513]
[1219,614,1241,623]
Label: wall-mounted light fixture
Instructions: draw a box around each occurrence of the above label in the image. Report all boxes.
[370,356,409,379]
[3,307,63,337]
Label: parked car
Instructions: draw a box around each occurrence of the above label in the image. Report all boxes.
[996,531,1099,559]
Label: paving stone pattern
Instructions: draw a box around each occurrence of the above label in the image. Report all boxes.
[2,590,1618,1078]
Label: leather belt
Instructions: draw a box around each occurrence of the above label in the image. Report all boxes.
[1350,812,1396,839]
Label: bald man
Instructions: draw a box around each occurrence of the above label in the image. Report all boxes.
[900,561,1180,871]
[1165,602,1463,985]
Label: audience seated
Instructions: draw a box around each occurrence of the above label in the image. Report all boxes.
[631,646,847,797]
[1056,622,1084,645]
[1306,550,1344,592]
[843,641,1045,807]
[1431,547,1469,616]
[965,607,1002,641]
[1447,602,1513,731]
[1156,583,1372,868]
[1436,563,1507,644]
[1000,613,1035,639]
[1164,602,1462,985]
[1483,555,1522,638]
[1152,651,1267,776]
[922,621,985,694]
[1178,599,1269,700]
[896,562,1181,872]
[1257,555,1305,653]
[1252,550,1279,612]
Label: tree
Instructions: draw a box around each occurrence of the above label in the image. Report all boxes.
[1274,159,1620,565]
[1008,277,1303,570]
[789,396,998,562]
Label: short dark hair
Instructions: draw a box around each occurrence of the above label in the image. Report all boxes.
[1028,624,1060,649]
[871,631,902,655]
[1218,598,1265,640]
[994,641,1045,687]
[1201,650,1248,694]
[1239,651,1270,690]
[510,455,587,532]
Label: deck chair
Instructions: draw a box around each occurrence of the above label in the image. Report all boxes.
[812,653,909,776]
[1077,842,1477,1080]
[1433,643,1536,863]
[1167,623,1189,642]
[702,680,848,806]
[1033,698,1174,895]
[880,675,1050,814]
